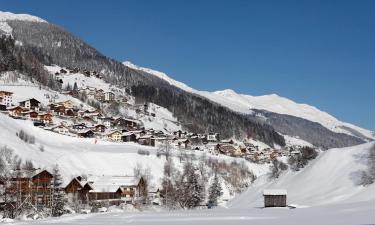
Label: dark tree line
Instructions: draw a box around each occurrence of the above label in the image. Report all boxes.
[0,35,60,90]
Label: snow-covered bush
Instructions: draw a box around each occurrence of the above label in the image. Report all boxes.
[137,149,150,156]
[16,129,35,144]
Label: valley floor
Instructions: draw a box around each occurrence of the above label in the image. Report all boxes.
[9,200,375,225]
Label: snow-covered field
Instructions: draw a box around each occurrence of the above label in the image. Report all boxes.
[8,200,375,225]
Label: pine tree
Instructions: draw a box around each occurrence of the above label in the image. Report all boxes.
[179,161,204,209]
[187,170,204,208]
[51,165,65,217]
[208,173,222,206]
[73,82,78,93]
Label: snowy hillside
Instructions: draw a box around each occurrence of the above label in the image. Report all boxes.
[123,61,374,141]
[0,112,269,197]
[44,65,182,133]
[229,142,375,208]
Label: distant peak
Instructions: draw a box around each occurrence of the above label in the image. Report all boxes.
[0,11,47,23]
[214,89,238,96]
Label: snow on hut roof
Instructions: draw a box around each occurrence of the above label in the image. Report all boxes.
[263,189,287,196]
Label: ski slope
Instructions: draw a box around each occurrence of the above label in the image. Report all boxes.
[123,61,374,140]
[229,142,375,208]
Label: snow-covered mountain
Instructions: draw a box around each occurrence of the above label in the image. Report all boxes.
[0,11,46,35]
[123,61,374,141]
[0,11,47,23]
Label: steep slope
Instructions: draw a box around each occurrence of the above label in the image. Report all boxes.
[229,142,375,208]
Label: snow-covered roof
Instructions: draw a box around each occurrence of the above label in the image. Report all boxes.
[123,131,136,136]
[86,176,140,193]
[263,189,287,196]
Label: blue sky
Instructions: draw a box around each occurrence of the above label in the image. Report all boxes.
[1,0,375,130]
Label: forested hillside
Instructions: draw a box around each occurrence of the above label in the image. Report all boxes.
[2,20,285,146]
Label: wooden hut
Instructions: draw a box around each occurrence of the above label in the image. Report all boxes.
[263,189,287,207]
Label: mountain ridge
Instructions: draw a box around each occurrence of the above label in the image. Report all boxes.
[123,60,374,141]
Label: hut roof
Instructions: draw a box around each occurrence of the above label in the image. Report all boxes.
[263,189,287,196]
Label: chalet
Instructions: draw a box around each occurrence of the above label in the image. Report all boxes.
[57,100,74,109]
[19,98,41,112]
[0,90,13,107]
[217,144,241,156]
[173,130,187,139]
[263,189,287,208]
[65,177,84,195]
[206,132,220,142]
[135,130,147,137]
[60,68,67,74]
[22,111,39,120]
[53,104,66,116]
[95,93,104,102]
[83,112,102,122]
[94,124,107,133]
[7,106,25,117]
[64,108,74,117]
[119,177,147,203]
[48,103,57,111]
[75,176,146,204]
[77,130,95,138]
[112,118,139,129]
[99,117,113,128]
[5,170,54,209]
[155,130,166,138]
[107,130,123,142]
[104,91,115,102]
[71,123,87,131]
[51,124,71,135]
[82,116,95,123]
[32,170,54,206]
[177,139,191,149]
[39,113,53,125]
[138,135,155,147]
[122,132,137,142]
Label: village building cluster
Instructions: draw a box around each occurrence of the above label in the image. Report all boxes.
[0,67,304,164]
[0,169,154,210]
